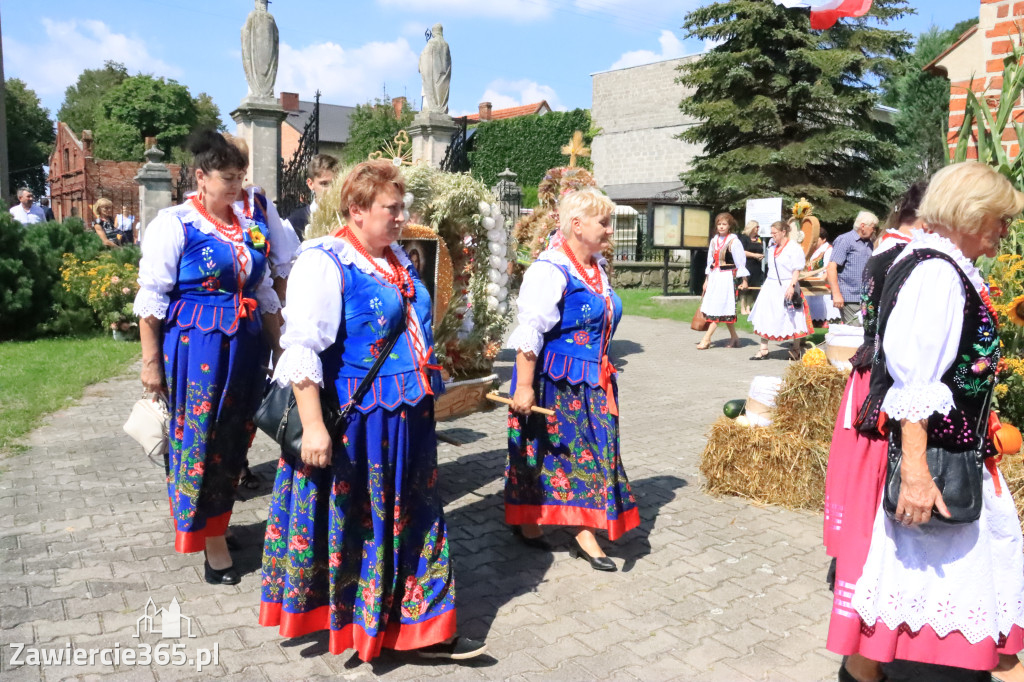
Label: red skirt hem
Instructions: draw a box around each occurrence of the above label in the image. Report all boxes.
[506,503,640,541]
[258,600,456,661]
[171,507,231,554]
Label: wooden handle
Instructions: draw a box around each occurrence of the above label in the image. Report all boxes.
[486,392,556,416]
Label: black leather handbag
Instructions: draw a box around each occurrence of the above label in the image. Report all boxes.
[882,390,992,525]
[255,318,407,458]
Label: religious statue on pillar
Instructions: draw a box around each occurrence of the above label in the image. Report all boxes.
[419,24,452,114]
[241,0,279,101]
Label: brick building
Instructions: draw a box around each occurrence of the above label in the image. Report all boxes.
[48,123,182,224]
[466,100,551,123]
[926,0,1024,158]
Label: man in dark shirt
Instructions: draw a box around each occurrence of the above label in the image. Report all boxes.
[39,197,55,222]
[827,210,879,326]
[286,153,339,239]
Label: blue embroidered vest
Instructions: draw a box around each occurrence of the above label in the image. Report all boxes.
[856,249,999,453]
[539,261,623,387]
[166,219,269,336]
[315,245,443,413]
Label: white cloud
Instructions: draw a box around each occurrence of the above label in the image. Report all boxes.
[478,79,565,111]
[5,19,182,98]
[610,30,689,70]
[377,0,552,21]
[277,38,419,105]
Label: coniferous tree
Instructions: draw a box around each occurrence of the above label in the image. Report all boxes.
[677,0,913,226]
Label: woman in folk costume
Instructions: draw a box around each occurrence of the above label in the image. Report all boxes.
[505,187,639,572]
[134,131,282,584]
[697,213,749,350]
[260,160,485,661]
[804,226,841,327]
[832,163,1024,682]
[748,221,813,361]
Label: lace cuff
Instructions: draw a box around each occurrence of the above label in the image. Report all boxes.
[507,326,544,356]
[273,346,324,388]
[270,259,294,280]
[881,382,955,423]
[257,287,283,315]
[133,288,169,320]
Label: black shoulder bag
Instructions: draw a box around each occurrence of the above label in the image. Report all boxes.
[772,246,803,307]
[254,316,408,458]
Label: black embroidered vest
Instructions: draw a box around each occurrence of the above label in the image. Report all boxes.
[849,242,909,369]
[855,249,999,454]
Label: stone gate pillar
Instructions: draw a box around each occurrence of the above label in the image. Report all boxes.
[134,139,173,241]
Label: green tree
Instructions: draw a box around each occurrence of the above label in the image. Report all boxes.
[94,74,199,161]
[881,19,977,184]
[56,61,129,135]
[677,0,913,226]
[343,99,415,165]
[5,79,55,197]
[194,93,226,133]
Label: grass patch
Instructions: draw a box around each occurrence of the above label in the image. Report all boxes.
[0,336,139,451]
[618,288,828,344]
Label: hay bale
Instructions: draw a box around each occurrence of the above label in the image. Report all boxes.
[998,455,1024,535]
[700,363,846,511]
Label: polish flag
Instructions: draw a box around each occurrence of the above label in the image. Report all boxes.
[774,0,874,29]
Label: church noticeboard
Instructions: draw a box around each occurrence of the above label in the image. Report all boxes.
[682,207,712,248]
[652,205,682,248]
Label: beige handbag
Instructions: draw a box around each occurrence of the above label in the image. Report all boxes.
[123,395,170,456]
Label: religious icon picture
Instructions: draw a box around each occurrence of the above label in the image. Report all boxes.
[399,238,439,302]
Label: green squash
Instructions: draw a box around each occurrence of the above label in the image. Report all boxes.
[723,399,747,419]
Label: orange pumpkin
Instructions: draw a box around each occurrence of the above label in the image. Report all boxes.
[994,423,1023,455]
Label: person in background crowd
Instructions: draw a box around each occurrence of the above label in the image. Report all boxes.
[748,221,812,361]
[92,198,123,247]
[827,211,879,326]
[829,162,1024,682]
[505,187,639,571]
[9,188,46,225]
[116,210,137,245]
[697,213,749,349]
[39,197,55,222]
[739,220,764,315]
[285,154,339,240]
[804,227,840,327]
[134,130,282,586]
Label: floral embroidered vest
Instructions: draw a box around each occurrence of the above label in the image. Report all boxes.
[540,261,623,387]
[856,249,999,452]
[166,220,269,336]
[315,245,442,413]
[849,242,909,369]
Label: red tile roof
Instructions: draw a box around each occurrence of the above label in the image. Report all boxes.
[466,101,550,122]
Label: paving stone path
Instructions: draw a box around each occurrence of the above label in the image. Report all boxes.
[1,315,846,681]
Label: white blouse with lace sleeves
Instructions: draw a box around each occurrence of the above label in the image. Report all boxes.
[259,190,300,279]
[880,259,965,423]
[271,248,344,388]
[253,263,282,314]
[133,212,185,320]
[704,235,750,278]
[506,260,568,356]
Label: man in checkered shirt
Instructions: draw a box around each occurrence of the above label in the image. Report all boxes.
[826,211,879,326]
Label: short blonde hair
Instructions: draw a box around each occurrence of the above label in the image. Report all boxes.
[745,220,759,236]
[93,198,113,216]
[919,162,1024,235]
[558,187,615,236]
[338,159,405,220]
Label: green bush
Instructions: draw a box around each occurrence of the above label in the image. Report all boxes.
[0,215,105,340]
[467,109,593,188]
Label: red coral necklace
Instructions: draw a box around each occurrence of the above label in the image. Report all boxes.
[561,245,603,293]
[190,196,242,241]
[335,225,415,299]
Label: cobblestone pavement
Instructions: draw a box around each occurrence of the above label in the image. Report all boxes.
[0,315,846,681]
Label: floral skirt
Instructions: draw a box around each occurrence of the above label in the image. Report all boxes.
[505,373,639,540]
[162,324,263,553]
[259,398,455,662]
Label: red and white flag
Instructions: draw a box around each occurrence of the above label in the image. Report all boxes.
[773,0,874,29]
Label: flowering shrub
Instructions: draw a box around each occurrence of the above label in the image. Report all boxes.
[61,248,141,338]
[988,227,1024,427]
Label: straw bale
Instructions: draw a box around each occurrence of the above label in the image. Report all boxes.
[700,363,846,511]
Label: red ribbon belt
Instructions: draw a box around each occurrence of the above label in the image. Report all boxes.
[599,354,618,417]
[238,297,258,319]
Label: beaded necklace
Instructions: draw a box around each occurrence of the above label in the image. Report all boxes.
[334,225,415,299]
[561,244,603,294]
[190,196,242,241]
[981,287,1000,328]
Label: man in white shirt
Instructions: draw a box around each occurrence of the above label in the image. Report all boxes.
[9,188,47,225]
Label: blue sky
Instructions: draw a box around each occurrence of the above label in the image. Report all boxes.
[3,0,976,126]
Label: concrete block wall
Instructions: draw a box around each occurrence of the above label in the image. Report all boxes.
[591,56,704,187]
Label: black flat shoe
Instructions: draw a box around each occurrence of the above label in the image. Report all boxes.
[569,537,616,572]
[417,636,487,660]
[750,350,770,361]
[203,552,240,585]
[511,526,552,551]
[838,662,886,682]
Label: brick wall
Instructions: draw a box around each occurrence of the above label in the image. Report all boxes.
[591,56,704,187]
[941,0,1024,159]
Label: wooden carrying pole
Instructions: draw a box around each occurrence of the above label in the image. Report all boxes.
[486,392,555,416]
